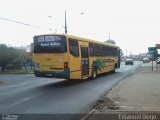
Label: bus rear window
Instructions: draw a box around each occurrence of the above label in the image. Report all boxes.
[34,35,67,53]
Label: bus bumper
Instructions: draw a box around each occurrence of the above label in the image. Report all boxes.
[34,69,70,80]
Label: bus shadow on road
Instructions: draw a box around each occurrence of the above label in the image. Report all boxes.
[39,71,120,90]
[39,79,89,89]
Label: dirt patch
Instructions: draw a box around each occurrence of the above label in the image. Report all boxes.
[92,97,120,111]
[0,81,3,84]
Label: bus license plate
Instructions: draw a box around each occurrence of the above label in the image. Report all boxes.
[46,74,52,77]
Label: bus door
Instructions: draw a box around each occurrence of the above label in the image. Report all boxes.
[80,46,89,78]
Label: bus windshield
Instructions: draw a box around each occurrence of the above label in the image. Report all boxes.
[34,35,67,53]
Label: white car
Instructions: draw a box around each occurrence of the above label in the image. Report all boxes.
[143,58,150,63]
[125,58,134,65]
[157,57,160,64]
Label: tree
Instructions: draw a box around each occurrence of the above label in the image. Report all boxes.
[12,57,22,69]
[0,44,19,71]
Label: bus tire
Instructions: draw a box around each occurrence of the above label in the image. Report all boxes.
[34,73,40,77]
[112,65,116,73]
[113,66,116,73]
[92,67,97,79]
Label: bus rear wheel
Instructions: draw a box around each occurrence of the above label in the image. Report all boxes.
[111,64,116,73]
[92,68,97,79]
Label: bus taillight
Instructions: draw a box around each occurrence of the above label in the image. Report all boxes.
[64,62,68,69]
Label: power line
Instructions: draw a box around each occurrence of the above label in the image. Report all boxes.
[0,17,40,28]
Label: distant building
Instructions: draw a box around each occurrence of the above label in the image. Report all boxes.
[26,43,33,54]
[104,33,116,44]
[26,45,31,53]
[105,39,116,44]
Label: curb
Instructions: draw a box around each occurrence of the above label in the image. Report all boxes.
[80,110,97,120]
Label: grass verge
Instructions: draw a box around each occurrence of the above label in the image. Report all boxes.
[0,70,33,74]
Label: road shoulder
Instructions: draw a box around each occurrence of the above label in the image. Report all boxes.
[82,62,160,120]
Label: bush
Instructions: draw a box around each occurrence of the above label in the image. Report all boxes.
[0,44,19,71]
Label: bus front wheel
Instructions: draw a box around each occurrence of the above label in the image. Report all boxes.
[112,64,116,73]
[92,68,97,79]
[34,73,40,77]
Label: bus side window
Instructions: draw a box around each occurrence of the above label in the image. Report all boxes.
[111,48,113,56]
[108,47,111,56]
[106,47,109,56]
[115,48,118,56]
[102,45,105,56]
[113,48,115,56]
[69,39,79,57]
[81,47,89,58]
[94,44,101,57]
[89,43,94,57]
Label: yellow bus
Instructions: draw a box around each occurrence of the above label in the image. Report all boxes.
[33,34,121,80]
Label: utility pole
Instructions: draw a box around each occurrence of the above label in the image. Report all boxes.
[126,49,128,58]
[109,32,111,40]
[65,10,67,34]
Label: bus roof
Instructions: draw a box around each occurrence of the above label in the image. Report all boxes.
[34,33,119,48]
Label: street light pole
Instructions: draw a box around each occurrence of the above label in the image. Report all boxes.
[64,11,84,34]
[65,10,67,34]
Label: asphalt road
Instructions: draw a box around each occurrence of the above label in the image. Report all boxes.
[0,61,141,118]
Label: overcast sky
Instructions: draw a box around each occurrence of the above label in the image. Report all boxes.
[0,0,160,55]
